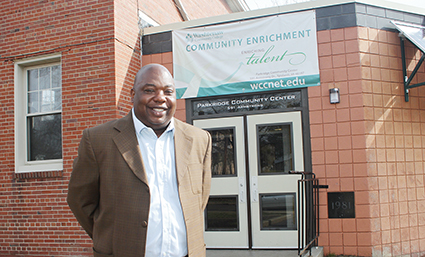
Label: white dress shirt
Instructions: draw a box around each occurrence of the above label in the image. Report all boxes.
[132,109,187,257]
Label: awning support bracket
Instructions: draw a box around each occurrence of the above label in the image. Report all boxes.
[400,36,425,102]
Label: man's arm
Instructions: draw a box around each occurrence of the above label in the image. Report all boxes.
[67,128,100,238]
[201,130,212,211]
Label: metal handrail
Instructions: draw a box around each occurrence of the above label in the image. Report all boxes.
[289,171,321,257]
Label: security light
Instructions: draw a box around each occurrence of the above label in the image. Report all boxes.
[329,88,340,104]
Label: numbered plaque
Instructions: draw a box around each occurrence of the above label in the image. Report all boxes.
[327,192,355,218]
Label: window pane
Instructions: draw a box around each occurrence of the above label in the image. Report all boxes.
[53,88,62,111]
[258,124,293,174]
[27,65,62,114]
[28,69,38,91]
[205,196,238,231]
[40,90,54,112]
[39,67,50,90]
[261,193,296,230]
[52,65,61,88]
[28,114,62,161]
[208,128,236,176]
[28,92,39,114]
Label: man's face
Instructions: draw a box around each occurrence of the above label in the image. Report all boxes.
[131,66,176,134]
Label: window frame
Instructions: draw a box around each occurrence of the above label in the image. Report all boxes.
[139,11,159,28]
[14,54,63,173]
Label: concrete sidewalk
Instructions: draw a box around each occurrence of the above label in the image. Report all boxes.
[207,247,324,257]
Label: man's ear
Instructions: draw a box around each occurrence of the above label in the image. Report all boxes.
[130,88,135,103]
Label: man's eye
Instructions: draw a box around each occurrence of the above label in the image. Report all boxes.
[165,90,174,94]
[144,89,154,93]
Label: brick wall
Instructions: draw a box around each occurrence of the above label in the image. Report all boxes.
[0,0,232,255]
[142,21,425,257]
[0,0,127,255]
[310,26,425,256]
[310,26,372,256]
[139,0,183,25]
[114,0,141,115]
[139,0,232,25]
[361,27,425,257]
[172,0,232,21]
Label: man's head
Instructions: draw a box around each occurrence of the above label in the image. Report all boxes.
[131,64,176,136]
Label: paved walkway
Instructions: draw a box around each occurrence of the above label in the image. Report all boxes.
[207,247,323,257]
[207,250,298,257]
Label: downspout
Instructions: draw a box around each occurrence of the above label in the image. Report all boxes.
[138,15,144,66]
[224,0,250,12]
[173,0,190,21]
[137,0,144,66]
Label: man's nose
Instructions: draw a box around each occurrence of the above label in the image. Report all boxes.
[153,91,166,102]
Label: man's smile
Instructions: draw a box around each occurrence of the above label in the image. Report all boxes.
[149,107,168,116]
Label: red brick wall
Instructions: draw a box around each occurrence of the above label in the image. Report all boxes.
[0,0,120,255]
[0,0,232,255]
[114,0,141,115]
[174,0,232,21]
[139,0,183,25]
[139,0,232,25]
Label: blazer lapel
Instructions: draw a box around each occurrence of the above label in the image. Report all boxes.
[174,119,192,184]
[112,113,148,185]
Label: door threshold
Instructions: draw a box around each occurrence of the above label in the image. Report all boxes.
[207,249,298,257]
[206,247,323,257]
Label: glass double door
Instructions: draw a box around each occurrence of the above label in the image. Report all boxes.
[194,112,304,249]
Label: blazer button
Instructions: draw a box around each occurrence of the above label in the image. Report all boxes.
[142,221,148,227]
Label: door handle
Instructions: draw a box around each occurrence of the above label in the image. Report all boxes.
[239,177,246,203]
[251,176,258,202]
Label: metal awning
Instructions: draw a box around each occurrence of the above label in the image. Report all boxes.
[391,21,425,102]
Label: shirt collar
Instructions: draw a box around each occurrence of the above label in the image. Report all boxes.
[131,108,174,135]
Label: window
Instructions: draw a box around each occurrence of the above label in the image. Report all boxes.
[139,11,159,28]
[15,54,62,173]
[207,128,236,177]
[205,196,239,231]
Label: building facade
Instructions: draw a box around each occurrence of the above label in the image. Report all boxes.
[1,0,425,256]
[143,1,425,256]
[0,0,234,256]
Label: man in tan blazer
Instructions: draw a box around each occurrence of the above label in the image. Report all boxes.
[67,64,212,257]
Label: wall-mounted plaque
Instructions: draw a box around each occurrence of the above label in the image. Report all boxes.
[327,192,355,218]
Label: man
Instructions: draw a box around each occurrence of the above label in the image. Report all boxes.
[67,64,212,257]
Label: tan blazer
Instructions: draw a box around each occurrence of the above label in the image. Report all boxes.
[67,113,212,257]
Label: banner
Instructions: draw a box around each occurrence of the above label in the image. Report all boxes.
[172,10,319,99]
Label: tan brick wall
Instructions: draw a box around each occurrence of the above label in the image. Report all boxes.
[309,27,372,256]
[310,26,425,256]
[360,27,425,257]
[145,26,425,256]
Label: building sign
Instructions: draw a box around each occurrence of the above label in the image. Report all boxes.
[173,11,319,99]
[327,192,355,218]
[192,91,301,116]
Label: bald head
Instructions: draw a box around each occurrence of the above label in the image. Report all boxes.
[131,63,176,137]
[133,64,173,90]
